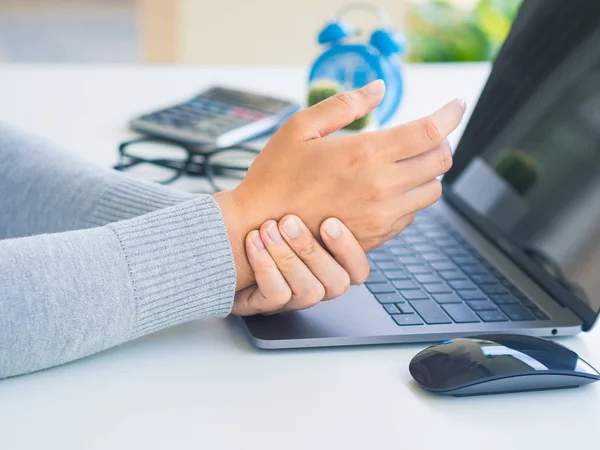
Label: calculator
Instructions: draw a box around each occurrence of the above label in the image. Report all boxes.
[129,86,300,148]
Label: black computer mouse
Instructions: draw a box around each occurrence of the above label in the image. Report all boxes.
[409,334,600,397]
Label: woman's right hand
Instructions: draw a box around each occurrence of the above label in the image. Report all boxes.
[214,80,465,290]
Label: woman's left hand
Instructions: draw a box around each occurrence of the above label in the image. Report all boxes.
[232,214,375,316]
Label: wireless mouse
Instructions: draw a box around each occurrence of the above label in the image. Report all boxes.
[409,334,600,397]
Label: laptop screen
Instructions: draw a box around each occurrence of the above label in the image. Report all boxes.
[443,0,600,329]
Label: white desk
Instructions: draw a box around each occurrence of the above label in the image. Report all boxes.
[0,64,598,450]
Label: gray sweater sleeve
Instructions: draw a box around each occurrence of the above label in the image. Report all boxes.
[0,124,236,378]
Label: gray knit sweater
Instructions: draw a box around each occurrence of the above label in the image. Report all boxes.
[0,123,237,379]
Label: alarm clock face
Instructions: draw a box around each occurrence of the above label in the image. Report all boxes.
[309,44,403,126]
[309,45,383,91]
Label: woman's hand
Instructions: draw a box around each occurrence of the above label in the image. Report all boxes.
[232,215,368,316]
[215,80,465,290]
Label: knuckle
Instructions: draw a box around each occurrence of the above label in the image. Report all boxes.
[279,251,299,267]
[308,283,327,305]
[420,118,442,145]
[429,179,443,203]
[354,265,370,285]
[438,144,453,173]
[296,239,320,261]
[334,91,356,112]
[270,287,293,311]
[284,111,303,129]
[326,273,351,299]
[366,178,389,203]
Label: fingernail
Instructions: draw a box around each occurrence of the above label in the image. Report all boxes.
[323,218,342,239]
[250,230,264,250]
[454,98,466,112]
[282,216,301,238]
[363,79,385,96]
[266,222,283,243]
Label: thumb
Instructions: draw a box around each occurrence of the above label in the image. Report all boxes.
[291,80,386,140]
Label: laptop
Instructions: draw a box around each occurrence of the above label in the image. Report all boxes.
[241,0,600,348]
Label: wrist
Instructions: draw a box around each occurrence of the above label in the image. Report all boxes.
[213,190,255,290]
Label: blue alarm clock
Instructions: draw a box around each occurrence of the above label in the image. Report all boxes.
[308,3,406,129]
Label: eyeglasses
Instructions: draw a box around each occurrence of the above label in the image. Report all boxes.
[113,137,261,193]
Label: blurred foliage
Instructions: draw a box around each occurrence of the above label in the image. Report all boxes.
[406,0,522,62]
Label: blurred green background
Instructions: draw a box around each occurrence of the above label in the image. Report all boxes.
[406,0,522,62]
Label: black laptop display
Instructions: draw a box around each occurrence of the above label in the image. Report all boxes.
[444,0,600,330]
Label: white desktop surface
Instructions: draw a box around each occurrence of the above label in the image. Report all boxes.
[0,64,598,450]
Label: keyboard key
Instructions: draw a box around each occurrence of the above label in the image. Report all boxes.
[366,282,395,294]
[388,246,413,256]
[499,304,536,321]
[442,304,480,323]
[466,300,497,311]
[477,310,508,322]
[434,237,460,246]
[521,298,537,308]
[369,260,378,270]
[424,230,450,239]
[438,270,467,280]
[414,273,439,283]
[392,279,419,290]
[405,264,431,274]
[469,274,497,284]
[451,255,480,265]
[532,309,550,320]
[376,261,401,270]
[404,236,428,244]
[398,256,421,265]
[375,293,405,304]
[423,283,452,294]
[448,280,477,290]
[383,304,400,314]
[510,288,527,299]
[392,314,424,326]
[433,293,463,304]
[369,252,389,261]
[490,294,520,304]
[461,264,488,275]
[398,304,415,314]
[383,269,410,280]
[400,289,430,300]
[420,252,447,262]
[412,244,438,253]
[443,246,469,256]
[457,289,487,300]
[430,261,457,271]
[480,283,508,295]
[410,300,452,324]
[367,271,387,283]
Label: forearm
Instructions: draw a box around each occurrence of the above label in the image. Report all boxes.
[0,197,235,379]
[0,122,194,238]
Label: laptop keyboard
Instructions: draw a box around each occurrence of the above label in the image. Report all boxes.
[366,210,551,326]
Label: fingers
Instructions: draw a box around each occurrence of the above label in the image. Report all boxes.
[278,215,354,299]
[396,139,453,190]
[231,230,292,316]
[319,218,370,285]
[260,220,327,309]
[402,178,444,214]
[360,99,465,161]
[286,80,386,141]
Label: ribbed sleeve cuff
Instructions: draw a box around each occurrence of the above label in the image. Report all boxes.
[107,196,236,337]
[88,175,195,227]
